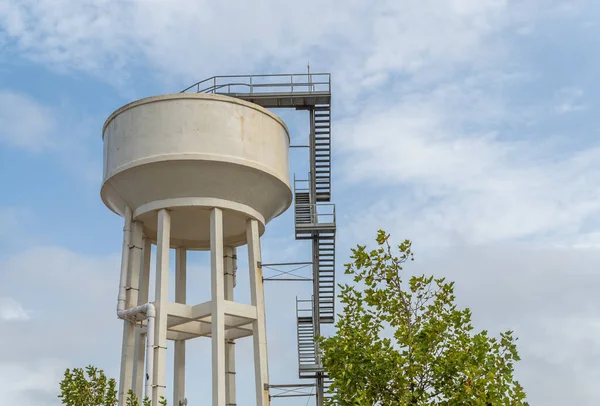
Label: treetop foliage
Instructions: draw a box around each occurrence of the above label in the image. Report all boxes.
[318,230,528,405]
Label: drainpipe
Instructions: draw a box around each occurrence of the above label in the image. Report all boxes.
[118,304,156,402]
[116,207,155,402]
[117,207,133,314]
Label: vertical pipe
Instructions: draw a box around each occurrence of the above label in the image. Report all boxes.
[119,221,144,404]
[118,208,133,406]
[211,208,226,406]
[145,305,156,403]
[117,207,133,312]
[247,219,270,406]
[224,247,237,406]
[153,209,171,406]
[174,248,187,406]
[134,238,152,400]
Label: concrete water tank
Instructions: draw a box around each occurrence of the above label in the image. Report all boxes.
[101,93,292,249]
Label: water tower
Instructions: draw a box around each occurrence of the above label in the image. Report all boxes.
[103,73,336,406]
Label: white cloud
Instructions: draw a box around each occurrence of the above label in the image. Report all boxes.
[0,297,29,321]
[2,0,600,405]
[0,0,520,94]
[0,89,102,183]
[335,73,600,246]
[554,86,586,114]
[0,207,34,248]
[0,235,318,406]
[0,246,121,364]
[409,244,600,405]
[331,237,600,406]
[0,91,56,151]
[0,246,120,404]
[0,359,69,405]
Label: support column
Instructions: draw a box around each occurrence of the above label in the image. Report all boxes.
[224,247,237,406]
[119,220,143,405]
[174,248,187,406]
[211,208,226,406]
[134,238,152,400]
[153,209,171,406]
[247,219,270,406]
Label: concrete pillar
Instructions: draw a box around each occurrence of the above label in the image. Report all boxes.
[224,247,237,406]
[153,209,171,406]
[134,238,152,401]
[211,208,226,406]
[247,219,270,406]
[174,248,187,406]
[119,220,143,405]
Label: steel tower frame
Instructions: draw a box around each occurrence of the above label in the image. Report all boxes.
[182,71,336,405]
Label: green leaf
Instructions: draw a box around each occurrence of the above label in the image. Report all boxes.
[319,230,528,405]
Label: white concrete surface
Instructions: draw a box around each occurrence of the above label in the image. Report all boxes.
[224,246,237,406]
[101,93,292,249]
[106,93,285,406]
[248,219,271,406]
[174,248,186,405]
[152,209,170,406]
[211,208,226,406]
[133,238,152,400]
[118,221,143,405]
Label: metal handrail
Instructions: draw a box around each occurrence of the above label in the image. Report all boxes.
[181,73,331,95]
[294,178,311,197]
[295,203,335,225]
[296,297,315,321]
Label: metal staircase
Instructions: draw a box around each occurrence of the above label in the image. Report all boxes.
[323,379,335,403]
[294,178,313,240]
[296,298,321,379]
[316,236,335,324]
[313,104,332,202]
[296,299,336,403]
[182,71,336,406]
[293,178,336,323]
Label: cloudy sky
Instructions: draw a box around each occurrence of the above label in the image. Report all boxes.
[1,0,600,405]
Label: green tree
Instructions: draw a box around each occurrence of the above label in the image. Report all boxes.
[58,365,166,406]
[318,230,528,405]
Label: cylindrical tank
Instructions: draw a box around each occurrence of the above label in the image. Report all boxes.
[101,93,292,249]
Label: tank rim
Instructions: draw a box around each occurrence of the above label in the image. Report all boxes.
[102,92,290,142]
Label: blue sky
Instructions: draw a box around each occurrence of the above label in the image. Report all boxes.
[2,0,600,405]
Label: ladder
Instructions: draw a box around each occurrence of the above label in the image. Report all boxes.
[323,379,335,403]
[295,192,312,224]
[316,235,335,324]
[293,179,336,323]
[313,103,332,202]
[296,298,322,379]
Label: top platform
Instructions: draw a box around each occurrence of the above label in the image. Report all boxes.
[181,73,331,108]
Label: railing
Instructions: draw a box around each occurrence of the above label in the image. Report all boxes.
[296,297,323,373]
[296,203,336,226]
[294,177,311,196]
[181,73,331,95]
[296,297,314,318]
